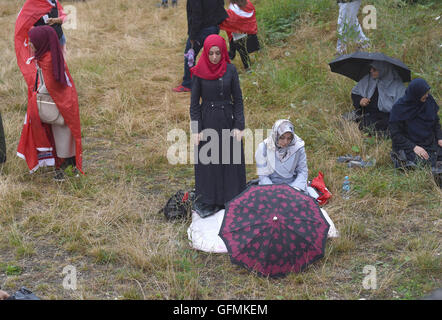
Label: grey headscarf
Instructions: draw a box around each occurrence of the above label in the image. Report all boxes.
[351,60,406,113]
[256,119,305,177]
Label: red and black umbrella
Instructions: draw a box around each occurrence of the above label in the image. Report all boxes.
[219,184,330,278]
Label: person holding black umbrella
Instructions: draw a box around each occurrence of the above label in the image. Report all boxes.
[389,78,442,185]
[351,60,406,136]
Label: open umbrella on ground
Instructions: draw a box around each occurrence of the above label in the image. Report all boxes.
[219,184,330,278]
[329,51,411,82]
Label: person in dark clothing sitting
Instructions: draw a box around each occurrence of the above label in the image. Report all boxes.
[389,78,442,186]
[351,61,405,136]
[173,0,228,92]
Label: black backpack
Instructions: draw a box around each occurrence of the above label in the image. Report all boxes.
[161,190,195,220]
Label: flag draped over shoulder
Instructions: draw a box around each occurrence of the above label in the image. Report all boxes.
[15,0,54,91]
[15,2,83,174]
[220,1,258,39]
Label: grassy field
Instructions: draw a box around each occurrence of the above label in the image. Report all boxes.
[0,0,440,300]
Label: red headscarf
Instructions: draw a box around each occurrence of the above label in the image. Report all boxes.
[29,25,67,86]
[190,35,231,80]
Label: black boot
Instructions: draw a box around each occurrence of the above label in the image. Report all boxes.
[228,39,236,60]
[194,201,218,218]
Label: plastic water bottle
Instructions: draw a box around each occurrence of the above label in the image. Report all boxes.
[342,176,350,200]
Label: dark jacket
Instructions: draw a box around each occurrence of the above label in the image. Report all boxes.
[190,63,245,134]
[389,115,442,153]
[187,0,228,41]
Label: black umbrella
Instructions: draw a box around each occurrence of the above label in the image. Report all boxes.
[329,51,411,82]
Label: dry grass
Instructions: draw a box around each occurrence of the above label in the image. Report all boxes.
[0,0,441,300]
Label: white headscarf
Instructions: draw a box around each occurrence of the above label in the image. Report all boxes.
[256,119,305,177]
[351,60,406,113]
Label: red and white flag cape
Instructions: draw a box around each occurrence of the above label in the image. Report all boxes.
[15,0,83,173]
[220,0,258,40]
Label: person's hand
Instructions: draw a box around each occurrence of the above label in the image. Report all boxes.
[192,133,203,146]
[438,139,442,147]
[47,17,62,25]
[232,129,244,142]
[413,145,429,160]
[360,98,370,107]
[0,290,10,300]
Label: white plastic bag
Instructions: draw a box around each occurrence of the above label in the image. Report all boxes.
[187,210,228,253]
[321,208,339,238]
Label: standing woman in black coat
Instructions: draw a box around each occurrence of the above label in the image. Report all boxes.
[190,34,246,217]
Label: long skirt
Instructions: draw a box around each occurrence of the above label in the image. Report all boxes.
[194,103,246,206]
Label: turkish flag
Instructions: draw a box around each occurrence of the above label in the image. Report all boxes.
[220,1,258,40]
[15,1,83,174]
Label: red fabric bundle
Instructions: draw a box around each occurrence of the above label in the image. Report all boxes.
[220,0,258,40]
[310,171,332,205]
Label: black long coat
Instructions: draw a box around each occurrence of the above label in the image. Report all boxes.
[190,63,246,205]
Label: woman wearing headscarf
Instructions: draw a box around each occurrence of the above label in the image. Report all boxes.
[190,34,246,217]
[255,119,308,192]
[389,78,442,175]
[17,26,82,180]
[351,61,406,135]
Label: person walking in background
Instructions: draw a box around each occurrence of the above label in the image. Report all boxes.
[336,0,369,55]
[220,0,260,72]
[16,26,83,180]
[173,0,228,93]
[190,35,246,217]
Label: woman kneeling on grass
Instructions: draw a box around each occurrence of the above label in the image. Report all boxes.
[389,78,442,186]
[255,119,308,193]
[17,26,83,181]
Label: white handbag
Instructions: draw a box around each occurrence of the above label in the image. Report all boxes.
[36,68,65,126]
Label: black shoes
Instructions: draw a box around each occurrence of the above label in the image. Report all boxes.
[53,169,65,182]
[193,201,222,218]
